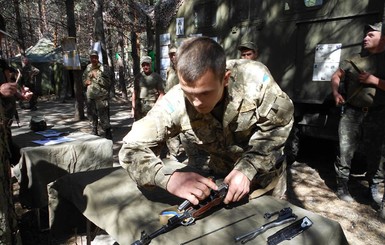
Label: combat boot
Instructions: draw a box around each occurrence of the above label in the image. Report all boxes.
[105,128,113,140]
[369,183,382,205]
[336,179,354,202]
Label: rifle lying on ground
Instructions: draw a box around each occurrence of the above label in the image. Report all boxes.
[132,183,229,245]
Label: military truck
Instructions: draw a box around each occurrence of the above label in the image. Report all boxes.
[157,0,385,147]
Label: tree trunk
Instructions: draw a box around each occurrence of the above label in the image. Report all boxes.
[118,38,127,100]
[0,110,20,244]
[38,0,48,37]
[12,0,25,52]
[0,148,13,245]
[65,0,85,121]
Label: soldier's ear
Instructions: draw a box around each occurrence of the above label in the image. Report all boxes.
[223,70,231,87]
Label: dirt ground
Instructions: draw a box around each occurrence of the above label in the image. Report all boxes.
[11,96,385,245]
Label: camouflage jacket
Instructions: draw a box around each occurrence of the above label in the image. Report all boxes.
[20,64,39,86]
[83,62,111,100]
[119,59,294,189]
[165,65,178,93]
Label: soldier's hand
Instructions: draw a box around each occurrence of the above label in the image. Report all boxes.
[223,170,250,204]
[334,93,345,106]
[0,82,18,97]
[85,80,92,85]
[167,172,218,205]
[359,72,378,86]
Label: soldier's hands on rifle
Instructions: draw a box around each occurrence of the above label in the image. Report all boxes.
[358,71,379,86]
[167,172,218,205]
[223,169,250,204]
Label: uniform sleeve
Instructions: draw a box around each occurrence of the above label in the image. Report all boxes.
[233,65,294,180]
[119,90,185,189]
[99,65,112,90]
[82,66,89,86]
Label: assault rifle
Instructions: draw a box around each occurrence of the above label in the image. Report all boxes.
[131,183,229,245]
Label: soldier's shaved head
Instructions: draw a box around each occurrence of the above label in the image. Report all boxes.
[176,37,226,83]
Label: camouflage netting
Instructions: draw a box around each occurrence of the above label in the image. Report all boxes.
[137,0,184,29]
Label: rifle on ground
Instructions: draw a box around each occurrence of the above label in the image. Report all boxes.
[132,183,229,245]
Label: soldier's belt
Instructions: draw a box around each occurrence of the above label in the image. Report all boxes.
[139,98,156,105]
[346,103,384,113]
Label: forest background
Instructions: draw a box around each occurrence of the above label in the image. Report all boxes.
[0,0,182,120]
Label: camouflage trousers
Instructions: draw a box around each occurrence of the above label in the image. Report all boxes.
[335,105,385,184]
[86,98,111,130]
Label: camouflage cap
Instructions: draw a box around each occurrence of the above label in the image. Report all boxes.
[238,41,257,51]
[169,45,177,54]
[89,50,98,56]
[140,55,152,64]
[365,22,382,32]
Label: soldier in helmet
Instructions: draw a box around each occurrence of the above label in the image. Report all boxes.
[83,50,113,139]
[119,37,294,205]
[132,55,165,120]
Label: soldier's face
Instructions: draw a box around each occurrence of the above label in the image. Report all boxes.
[179,69,230,114]
[240,49,257,60]
[141,62,151,74]
[363,30,382,52]
[90,55,99,66]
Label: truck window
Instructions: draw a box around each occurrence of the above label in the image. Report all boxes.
[193,0,216,29]
[231,0,263,23]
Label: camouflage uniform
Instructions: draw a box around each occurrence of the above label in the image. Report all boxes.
[0,59,19,244]
[335,53,385,188]
[0,60,16,152]
[119,60,294,196]
[133,71,164,120]
[165,65,178,93]
[19,61,39,110]
[83,62,112,137]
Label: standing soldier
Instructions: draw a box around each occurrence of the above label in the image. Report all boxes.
[19,57,39,110]
[331,22,385,203]
[132,56,165,120]
[83,50,112,139]
[165,45,178,93]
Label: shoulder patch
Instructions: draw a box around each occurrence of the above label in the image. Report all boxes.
[262,73,270,83]
[159,97,175,113]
